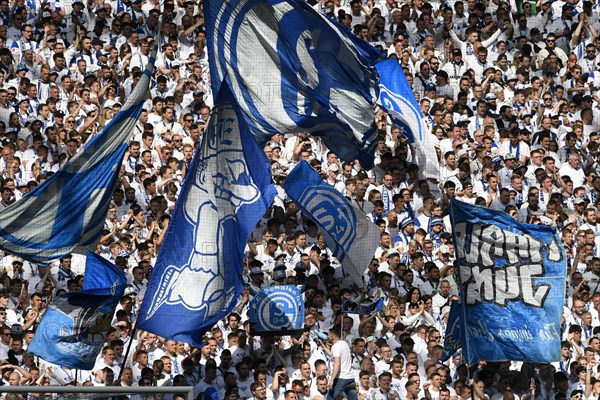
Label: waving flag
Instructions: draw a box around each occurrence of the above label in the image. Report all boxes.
[448,199,566,363]
[0,48,158,264]
[28,251,126,369]
[205,0,382,169]
[375,59,440,180]
[249,285,305,334]
[137,85,277,346]
[283,161,379,286]
[342,297,384,314]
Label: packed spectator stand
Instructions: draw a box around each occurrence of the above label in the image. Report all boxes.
[0,0,598,399]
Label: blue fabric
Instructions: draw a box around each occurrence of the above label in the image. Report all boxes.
[0,48,158,265]
[441,302,463,362]
[341,297,384,314]
[205,0,382,169]
[82,250,128,294]
[447,198,567,363]
[249,285,305,332]
[374,59,440,180]
[282,161,379,287]
[27,254,126,369]
[137,85,277,346]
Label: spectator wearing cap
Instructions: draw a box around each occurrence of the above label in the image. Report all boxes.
[497,153,519,188]
[441,48,466,88]
[427,218,445,247]
[394,217,415,255]
[248,262,265,294]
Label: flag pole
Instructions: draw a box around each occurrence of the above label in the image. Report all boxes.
[118,328,137,382]
[447,198,472,366]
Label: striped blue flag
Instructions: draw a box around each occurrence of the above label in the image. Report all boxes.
[0,48,158,264]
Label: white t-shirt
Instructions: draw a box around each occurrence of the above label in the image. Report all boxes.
[331,340,354,380]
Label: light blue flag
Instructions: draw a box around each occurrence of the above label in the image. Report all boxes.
[448,198,566,363]
[0,48,157,264]
[249,285,305,333]
[27,253,126,370]
[205,0,382,169]
[137,85,277,346]
[374,59,440,180]
[283,161,379,287]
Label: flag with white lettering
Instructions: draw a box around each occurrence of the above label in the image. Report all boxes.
[448,198,566,363]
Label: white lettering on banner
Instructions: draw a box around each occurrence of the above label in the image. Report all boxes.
[463,319,560,343]
[454,222,563,308]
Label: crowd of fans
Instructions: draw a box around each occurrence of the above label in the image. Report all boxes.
[0,0,600,399]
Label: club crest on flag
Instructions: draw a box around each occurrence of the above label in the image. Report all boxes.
[296,185,356,257]
[250,286,304,332]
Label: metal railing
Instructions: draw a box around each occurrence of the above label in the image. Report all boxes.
[0,385,195,400]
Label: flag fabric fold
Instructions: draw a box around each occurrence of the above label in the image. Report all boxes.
[448,198,566,363]
[137,85,277,346]
[375,59,440,180]
[282,161,379,287]
[0,48,158,264]
[205,0,383,169]
[27,251,126,370]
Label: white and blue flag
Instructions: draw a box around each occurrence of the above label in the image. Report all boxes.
[283,161,379,287]
[0,50,157,264]
[375,59,440,180]
[137,85,277,346]
[249,285,305,334]
[446,198,566,363]
[205,0,383,169]
[28,251,127,370]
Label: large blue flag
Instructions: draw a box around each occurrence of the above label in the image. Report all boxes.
[448,198,566,363]
[28,252,126,369]
[375,59,440,180]
[0,47,157,264]
[283,161,379,287]
[205,0,382,169]
[137,85,277,346]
